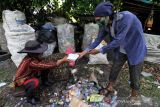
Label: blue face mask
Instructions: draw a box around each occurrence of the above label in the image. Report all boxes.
[96,17,109,28]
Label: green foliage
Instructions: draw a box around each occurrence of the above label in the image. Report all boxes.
[72,0,102,15]
[59,0,102,23]
[113,0,123,12]
[0,0,125,24]
[0,0,50,23]
[60,0,124,23]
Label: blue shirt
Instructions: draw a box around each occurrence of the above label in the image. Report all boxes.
[86,11,147,65]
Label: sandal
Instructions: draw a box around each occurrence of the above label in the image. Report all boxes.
[99,87,116,97]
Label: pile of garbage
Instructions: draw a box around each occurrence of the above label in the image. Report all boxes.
[44,78,117,107]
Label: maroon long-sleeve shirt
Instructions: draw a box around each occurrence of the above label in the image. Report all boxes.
[14,55,57,86]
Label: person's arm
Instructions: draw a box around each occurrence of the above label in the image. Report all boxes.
[99,21,132,54]
[29,59,57,70]
[30,56,69,69]
[85,27,107,51]
[56,56,68,66]
[79,27,107,58]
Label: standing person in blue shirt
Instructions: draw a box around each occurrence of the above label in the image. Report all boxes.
[78,2,147,99]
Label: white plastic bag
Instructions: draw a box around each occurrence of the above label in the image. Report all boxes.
[144,33,160,49]
[82,23,109,64]
[144,33,160,63]
[57,24,75,53]
[14,10,26,25]
[82,23,99,50]
[88,39,109,64]
[2,10,35,67]
[43,42,56,57]
[2,10,27,32]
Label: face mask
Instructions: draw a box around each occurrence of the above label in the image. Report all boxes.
[96,16,109,28]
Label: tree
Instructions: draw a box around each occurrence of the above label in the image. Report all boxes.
[0,0,124,24]
[0,0,56,23]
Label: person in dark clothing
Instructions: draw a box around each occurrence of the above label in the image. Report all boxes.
[78,2,147,100]
[12,40,68,105]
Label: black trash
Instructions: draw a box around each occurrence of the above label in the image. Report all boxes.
[36,22,57,43]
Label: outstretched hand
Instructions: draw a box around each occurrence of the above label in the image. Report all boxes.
[88,49,100,55]
[56,49,99,66]
[77,50,88,59]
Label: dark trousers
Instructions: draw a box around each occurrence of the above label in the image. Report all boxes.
[109,52,143,90]
[23,78,39,98]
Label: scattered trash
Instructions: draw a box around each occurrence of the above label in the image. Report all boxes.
[71,69,78,82]
[87,94,104,102]
[68,86,81,98]
[14,97,27,107]
[42,77,118,107]
[128,81,131,85]
[69,97,90,107]
[141,71,153,77]
[95,68,104,75]
[0,82,6,87]
[141,95,153,105]
[50,103,58,107]
[152,81,160,85]
[156,76,160,83]
[89,71,98,84]
[71,69,78,74]
[110,95,117,104]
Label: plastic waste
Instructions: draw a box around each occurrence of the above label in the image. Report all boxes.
[110,96,117,104]
[51,103,57,107]
[87,94,104,102]
[57,24,75,53]
[65,47,77,67]
[14,97,27,107]
[141,95,152,104]
[71,69,78,74]
[89,71,98,84]
[98,102,110,107]
[0,82,6,87]
[69,97,90,107]
[47,78,118,107]
[141,71,153,77]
